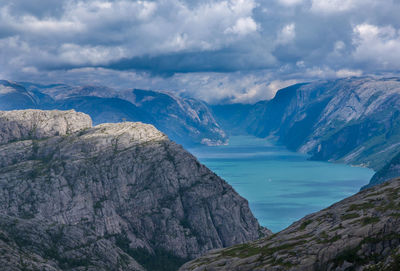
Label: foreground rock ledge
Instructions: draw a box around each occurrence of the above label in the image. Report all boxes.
[0,109,267,271]
[180,177,400,271]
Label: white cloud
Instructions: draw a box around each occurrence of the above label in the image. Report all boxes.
[277,0,304,6]
[352,23,400,69]
[277,23,296,45]
[225,17,258,35]
[2,0,400,104]
[310,0,367,14]
[336,69,362,77]
[0,0,259,68]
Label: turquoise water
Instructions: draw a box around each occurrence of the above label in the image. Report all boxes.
[188,135,375,233]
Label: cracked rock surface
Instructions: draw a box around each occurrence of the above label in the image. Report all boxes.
[0,109,265,270]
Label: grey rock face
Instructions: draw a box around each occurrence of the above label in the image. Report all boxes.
[0,109,92,144]
[0,109,264,270]
[246,77,400,171]
[180,178,400,271]
[0,215,145,271]
[364,151,400,189]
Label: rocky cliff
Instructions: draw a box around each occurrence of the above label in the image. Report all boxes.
[0,109,264,271]
[180,177,400,271]
[364,151,400,189]
[245,77,400,172]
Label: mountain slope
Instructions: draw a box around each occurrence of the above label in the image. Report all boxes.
[180,177,400,271]
[123,89,227,146]
[364,151,400,189]
[43,96,154,125]
[0,109,265,271]
[0,80,53,110]
[0,215,145,271]
[10,82,228,146]
[245,77,400,171]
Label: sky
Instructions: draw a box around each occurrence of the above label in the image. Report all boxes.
[1,0,400,103]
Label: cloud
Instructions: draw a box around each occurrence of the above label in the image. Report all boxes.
[0,0,260,68]
[310,0,363,14]
[352,23,400,70]
[336,69,363,78]
[1,0,400,103]
[276,23,296,45]
[277,0,304,6]
[225,17,258,35]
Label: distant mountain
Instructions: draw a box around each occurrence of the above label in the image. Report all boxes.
[181,177,400,271]
[122,89,227,146]
[1,81,227,147]
[240,77,400,171]
[364,151,400,189]
[43,96,154,125]
[210,103,253,135]
[0,80,53,110]
[0,109,266,271]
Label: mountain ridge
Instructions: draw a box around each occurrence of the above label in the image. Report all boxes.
[0,80,227,147]
[0,109,266,271]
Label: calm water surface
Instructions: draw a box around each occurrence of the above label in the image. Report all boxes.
[188,135,374,233]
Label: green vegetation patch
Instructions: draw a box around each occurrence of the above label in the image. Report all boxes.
[299,219,313,230]
[361,217,380,225]
[347,202,375,212]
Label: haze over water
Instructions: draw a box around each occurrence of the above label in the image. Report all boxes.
[189,135,375,233]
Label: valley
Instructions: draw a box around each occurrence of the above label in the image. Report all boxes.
[1,77,400,270]
[189,135,374,232]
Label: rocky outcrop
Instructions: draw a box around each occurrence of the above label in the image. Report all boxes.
[0,109,92,144]
[180,177,400,271]
[118,89,227,146]
[17,82,228,146]
[0,109,264,270]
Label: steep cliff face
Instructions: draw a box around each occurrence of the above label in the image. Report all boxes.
[180,177,400,271]
[246,77,400,171]
[364,151,400,189]
[0,109,264,270]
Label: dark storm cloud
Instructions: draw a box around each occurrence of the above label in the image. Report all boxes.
[106,48,276,75]
[1,0,400,103]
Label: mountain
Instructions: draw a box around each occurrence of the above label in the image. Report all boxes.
[0,109,266,271]
[210,103,253,135]
[11,81,228,146]
[0,215,145,271]
[364,151,400,189]
[121,89,227,146]
[0,80,53,110]
[43,96,155,125]
[180,177,400,271]
[240,77,400,172]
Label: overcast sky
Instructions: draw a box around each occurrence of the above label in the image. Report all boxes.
[1,0,400,103]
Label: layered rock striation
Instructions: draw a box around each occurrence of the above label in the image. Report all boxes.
[0,109,264,271]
